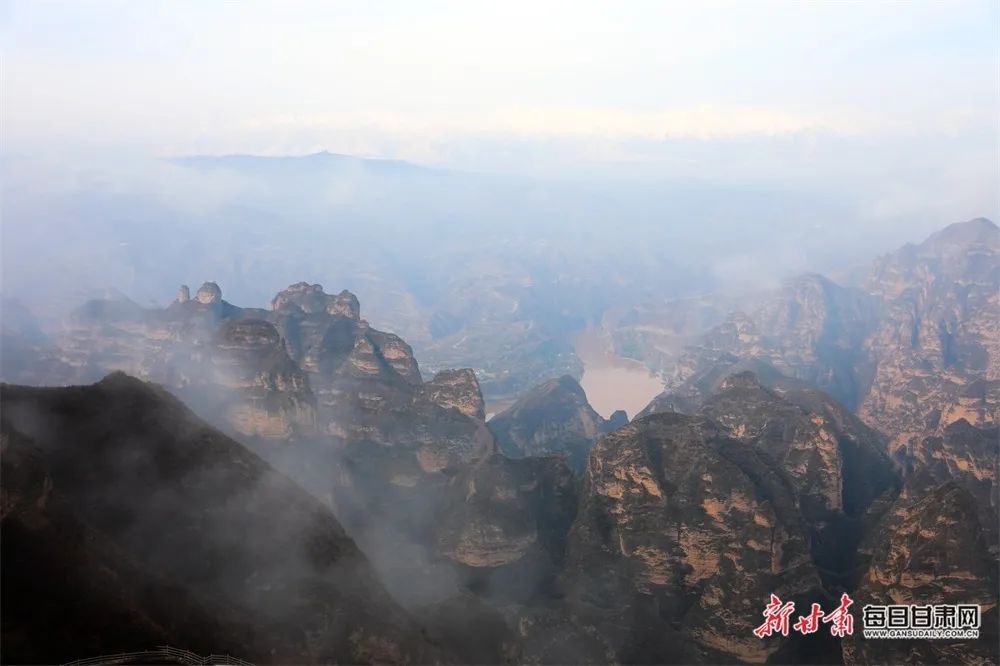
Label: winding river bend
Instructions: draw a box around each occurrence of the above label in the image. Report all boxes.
[573,327,665,419]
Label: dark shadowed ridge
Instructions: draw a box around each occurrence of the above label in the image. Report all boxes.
[487,375,618,472]
[0,372,442,665]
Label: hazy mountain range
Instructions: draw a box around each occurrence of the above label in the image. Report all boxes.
[1,151,956,402]
[2,216,997,664]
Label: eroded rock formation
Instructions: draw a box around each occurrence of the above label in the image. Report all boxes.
[488,375,622,472]
[563,413,825,663]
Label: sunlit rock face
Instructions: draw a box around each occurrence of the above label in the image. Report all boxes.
[47,284,318,443]
[9,282,495,576]
[625,220,999,665]
[422,368,487,421]
[268,285,422,391]
[938,379,1000,431]
[699,372,898,578]
[905,420,999,554]
[640,370,898,586]
[563,413,824,664]
[859,218,1000,455]
[12,280,485,536]
[487,375,620,472]
[844,481,999,666]
[207,318,316,439]
[26,280,490,457]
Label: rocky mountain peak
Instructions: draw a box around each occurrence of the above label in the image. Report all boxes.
[488,374,620,472]
[422,368,486,421]
[194,281,222,305]
[925,216,999,249]
[717,369,764,392]
[605,409,628,430]
[331,289,361,319]
[176,284,190,303]
[565,410,823,663]
[271,282,361,320]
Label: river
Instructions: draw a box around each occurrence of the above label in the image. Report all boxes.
[572,327,665,419]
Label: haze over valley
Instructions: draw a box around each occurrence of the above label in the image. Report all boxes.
[2,2,998,665]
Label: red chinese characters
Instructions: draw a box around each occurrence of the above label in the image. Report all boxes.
[792,603,824,635]
[753,594,796,638]
[755,594,855,638]
[822,593,854,637]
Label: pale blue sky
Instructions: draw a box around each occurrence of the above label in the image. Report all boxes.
[3,0,998,214]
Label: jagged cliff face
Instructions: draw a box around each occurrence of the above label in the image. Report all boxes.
[844,481,999,665]
[266,282,486,469]
[906,420,999,555]
[698,373,898,583]
[859,218,1000,455]
[629,372,899,654]
[2,282,497,608]
[0,375,441,665]
[205,318,317,439]
[487,375,619,472]
[5,219,996,664]
[653,218,999,457]
[938,378,1000,432]
[422,368,487,421]
[628,220,1000,664]
[40,282,318,441]
[665,274,879,411]
[563,413,824,663]
[10,281,491,465]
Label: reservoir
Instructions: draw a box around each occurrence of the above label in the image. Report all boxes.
[573,327,665,419]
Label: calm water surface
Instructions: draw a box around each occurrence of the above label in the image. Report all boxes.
[573,327,664,419]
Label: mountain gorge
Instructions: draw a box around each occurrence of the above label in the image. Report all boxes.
[1,218,997,664]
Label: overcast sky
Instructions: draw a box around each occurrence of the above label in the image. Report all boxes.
[4,0,998,213]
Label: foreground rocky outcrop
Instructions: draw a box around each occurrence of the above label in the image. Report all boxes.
[844,480,999,665]
[697,372,899,585]
[641,369,899,582]
[0,374,441,665]
[488,375,623,472]
[562,412,827,663]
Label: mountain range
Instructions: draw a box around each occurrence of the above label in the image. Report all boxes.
[2,217,997,664]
